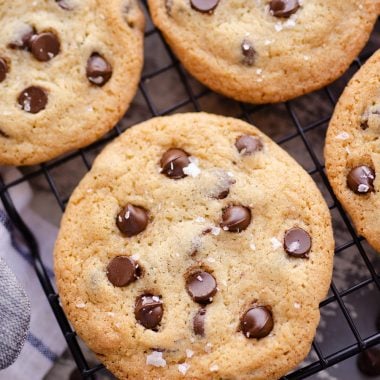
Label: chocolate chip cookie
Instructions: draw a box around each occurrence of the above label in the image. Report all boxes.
[148,0,379,104]
[55,113,334,379]
[325,50,380,253]
[0,0,144,165]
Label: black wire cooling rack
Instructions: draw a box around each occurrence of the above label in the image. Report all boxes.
[0,3,379,379]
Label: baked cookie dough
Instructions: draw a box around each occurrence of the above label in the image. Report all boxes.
[0,0,144,165]
[325,50,380,253]
[148,0,379,104]
[55,113,334,379]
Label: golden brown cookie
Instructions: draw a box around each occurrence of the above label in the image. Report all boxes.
[0,0,144,165]
[148,0,379,104]
[55,113,334,379]
[325,50,380,253]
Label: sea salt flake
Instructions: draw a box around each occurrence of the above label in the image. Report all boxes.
[274,23,283,32]
[146,351,166,367]
[210,364,219,372]
[152,296,160,302]
[256,68,263,75]
[131,254,140,261]
[76,302,86,309]
[294,302,301,309]
[205,342,213,353]
[124,210,130,219]
[284,18,296,28]
[186,349,194,358]
[197,275,204,282]
[303,55,310,61]
[250,242,256,251]
[195,217,205,223]
[358,184,369,193]
[271,237,282,250]
[335,132,350,140]
[183,161,201,177]
[178,363,190,375]
[211,227,221,236]
[207,257,216,263]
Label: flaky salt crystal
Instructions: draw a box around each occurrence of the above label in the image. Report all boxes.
[335,132,350,140]
[210,364,219,372]
[195,217,205,223]
[146,351,166,367]
[183,162,201,177]
[76,303,86,309]
[186,349,194,358]
[271,237,282,250]
[178,363,190,375]
[211,227,221,236]
[358,184,369,193]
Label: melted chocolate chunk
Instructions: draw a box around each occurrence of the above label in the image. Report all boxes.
[30,32,60,62]
[220,205,251,232]
[284,227,312,258]
[190,0,219,13]
[240,306,274,339]
[186,271,217,304]
[86,53,113,86]
[269,0,300,18]
[135,295,163,330]
[241,39,256,66]
[106,256,139,287]
[347,166,376,194]
[0,59,8,83]
[160,148,190,179]
[357,348,380,376]
[116,204,149,237]
[193,308,206,336]
[18,86,48,114]
[235,135,263,155]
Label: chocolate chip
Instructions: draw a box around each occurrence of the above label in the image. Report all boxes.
[193,308,206,336]
[284,227,311,258]
[241,39,256,66]
[18,86,48,114]
[86,53,113,86]
[347,166,376,194]
[116,204,149,237]
[235,135,263,155]
[135,295,163,330]
[106,256,139,287]
[220,205,251,232]
[0,59,8,83]
[8,25,35,49]
[186,271,217,304]
[360,120,369,130]
[240,306,274,339]
[30,32,60,62]
[56,0,72,10]
[269,0,300,18]
[357,348,380,376]
[190,0,219,13]
[160,148,190,179]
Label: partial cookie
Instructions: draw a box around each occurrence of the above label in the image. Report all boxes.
[0,0,144,165]
[325,50,380,252]
[148,0,379,104]
[54,113,334,379]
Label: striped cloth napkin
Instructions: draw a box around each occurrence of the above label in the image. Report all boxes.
[0,168,66,380]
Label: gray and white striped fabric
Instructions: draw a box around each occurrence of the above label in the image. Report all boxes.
[0,256,30,369]
[0,169,66,380]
